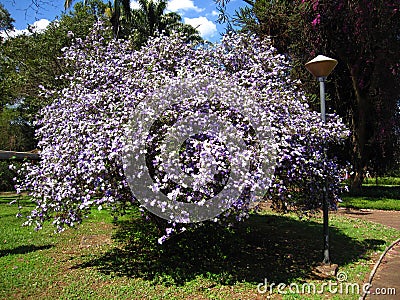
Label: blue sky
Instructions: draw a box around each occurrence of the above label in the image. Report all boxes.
[1,0,247,42]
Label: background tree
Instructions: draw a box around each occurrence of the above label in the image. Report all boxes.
[126,0,201,46]
[217,0,400,190]
[0,0,109,152]
[65,0,201,43]
[0,3,14,40]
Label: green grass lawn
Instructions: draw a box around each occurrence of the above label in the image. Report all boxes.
[0,195,399,299]
[363,176,400,186]
[341,185,400,211]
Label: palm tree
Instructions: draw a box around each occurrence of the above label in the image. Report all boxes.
[64,0,131,36]
[65,0,130,11]
[127,0,201,46]
[65,0,200,44]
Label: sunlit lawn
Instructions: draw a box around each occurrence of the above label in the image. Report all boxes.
[341,185,400,211]
[1,194,399,299]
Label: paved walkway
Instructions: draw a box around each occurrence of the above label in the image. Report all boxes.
[337,208,400,300]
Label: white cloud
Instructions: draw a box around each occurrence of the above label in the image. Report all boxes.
[131,0,204,13]
[211,10,219,17]
[130,0,140,10]
[31,19,50,32]
[1,28,24,39]
[0,19,50,39]
[184,17,217,39]
[167,0,204,13]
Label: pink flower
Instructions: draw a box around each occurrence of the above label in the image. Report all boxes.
[312,14,321,27]
[312,0,319,11]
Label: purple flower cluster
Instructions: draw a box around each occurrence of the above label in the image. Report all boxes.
[16,24,349,238]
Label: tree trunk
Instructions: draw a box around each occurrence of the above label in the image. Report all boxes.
[349,65,371,192]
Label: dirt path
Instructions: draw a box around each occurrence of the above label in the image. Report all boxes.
[337,208,400,231]
[337,208,400,300]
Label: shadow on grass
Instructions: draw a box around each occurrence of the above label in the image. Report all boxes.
[0,244,53,257]
[0,196,33,204]
[347,186,400,199]
[73,214,385,286]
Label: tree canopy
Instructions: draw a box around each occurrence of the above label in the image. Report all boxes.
[65,0,201,43]
[218,0,400,188]
[124,0,201,46]
[16,25,347,239]
[0,3,14,34]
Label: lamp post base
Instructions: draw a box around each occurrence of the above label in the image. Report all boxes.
[313,263,339,279]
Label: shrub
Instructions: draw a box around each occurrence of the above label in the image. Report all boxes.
[17,24,348,240]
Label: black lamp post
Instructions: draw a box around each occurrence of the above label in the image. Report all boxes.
[305,55,338,264]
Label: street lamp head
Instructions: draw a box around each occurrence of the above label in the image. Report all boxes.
[305,55,338,78]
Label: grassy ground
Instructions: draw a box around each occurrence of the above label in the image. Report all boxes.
[341,185,400,211]
[0,195,399,299]
[363,176,400,186]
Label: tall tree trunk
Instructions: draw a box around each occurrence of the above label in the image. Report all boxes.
[349,65,371,191]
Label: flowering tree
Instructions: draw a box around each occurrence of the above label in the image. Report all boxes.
[16,24,348,242]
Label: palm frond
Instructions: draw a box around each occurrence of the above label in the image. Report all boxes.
[64,0,74,10]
